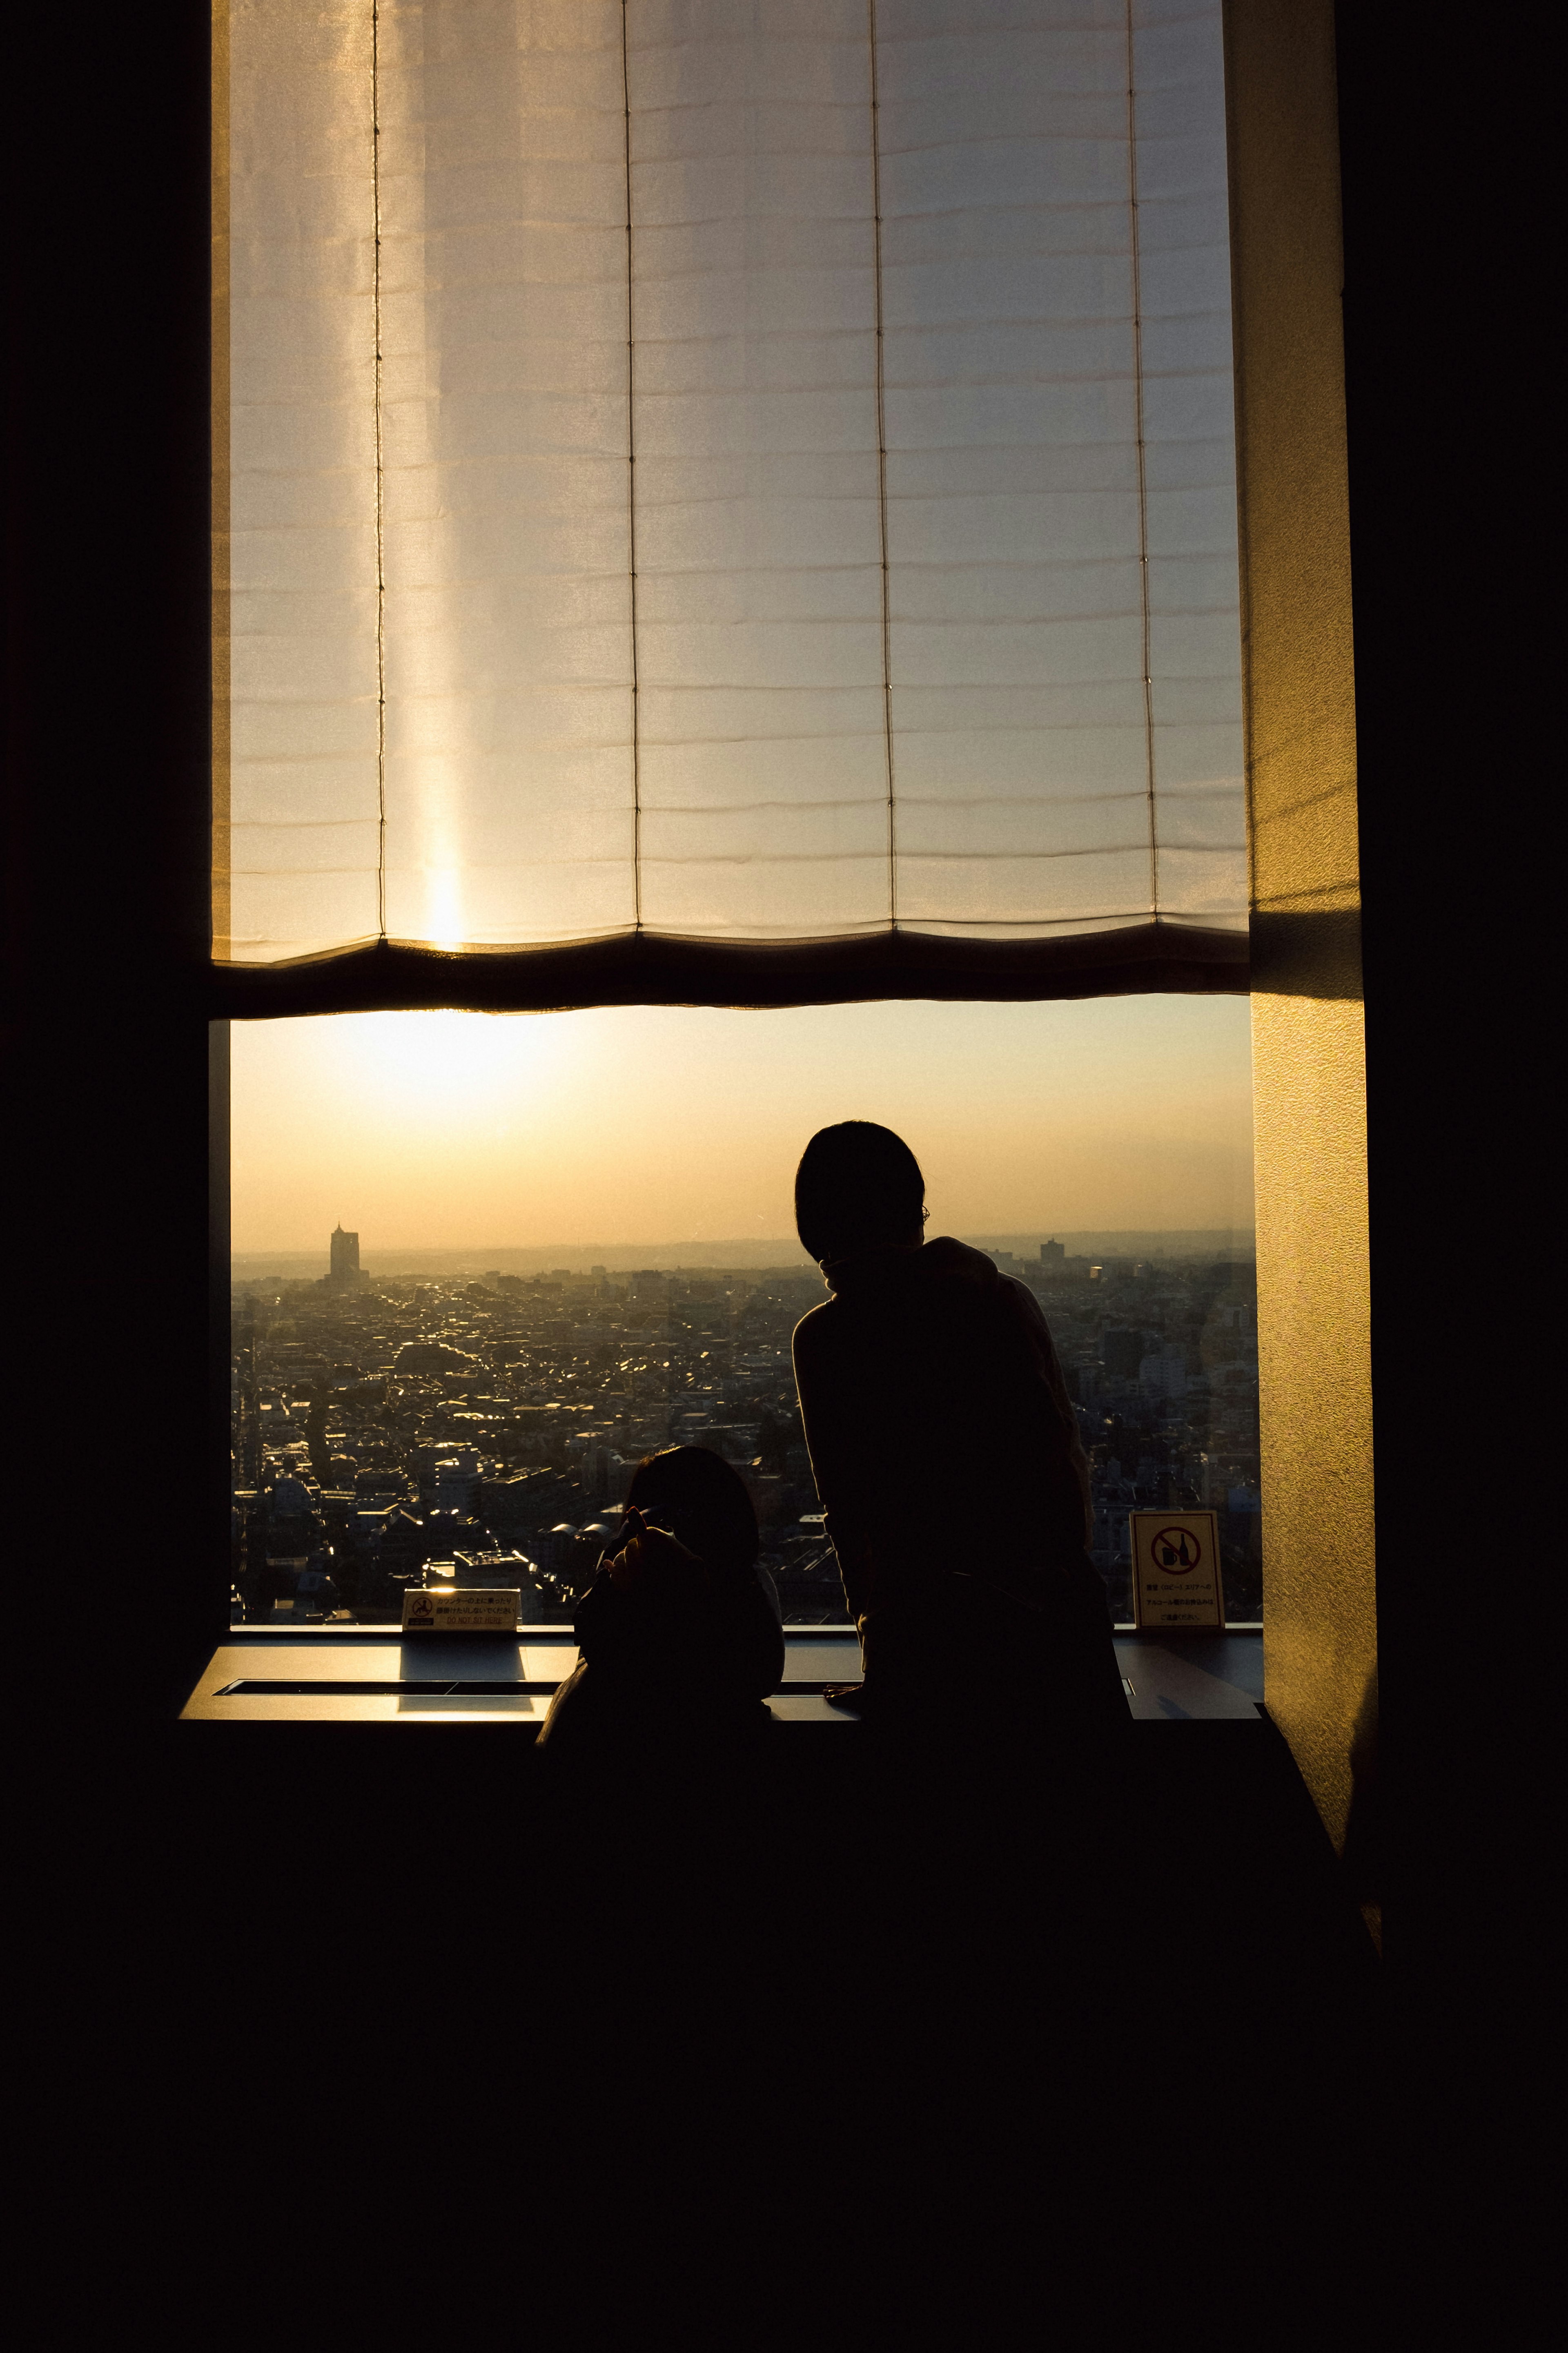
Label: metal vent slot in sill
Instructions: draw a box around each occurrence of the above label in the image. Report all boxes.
[214,1679,565,1698]
[213,1679,843,1699]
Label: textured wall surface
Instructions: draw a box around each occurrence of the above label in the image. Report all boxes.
[1226,0,1375,1847]
[1251,992,1374,1845]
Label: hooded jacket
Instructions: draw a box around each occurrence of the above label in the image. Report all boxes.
[791,1236,1091,1625]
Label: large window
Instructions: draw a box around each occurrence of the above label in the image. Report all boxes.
[218,1,1259,1647]
[229,995,1259,1628]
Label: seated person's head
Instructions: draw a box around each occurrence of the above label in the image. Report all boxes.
[624,1445,760,1577]
[795,1120,926,1268]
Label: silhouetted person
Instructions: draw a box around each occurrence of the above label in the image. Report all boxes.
[791,1121,1127,1746]
[531,1447,786,2150]
[537,1445,784,1774]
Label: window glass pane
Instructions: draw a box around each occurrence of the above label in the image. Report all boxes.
[229,999,1258,1628]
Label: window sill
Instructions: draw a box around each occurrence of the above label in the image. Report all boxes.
[182,1627,1263,1724]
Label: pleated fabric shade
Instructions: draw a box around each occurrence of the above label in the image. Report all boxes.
[215,0,1245,988]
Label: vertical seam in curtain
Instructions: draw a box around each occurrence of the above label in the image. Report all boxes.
[621,2,642,931]
[868,0,896,930]
[1126,2,1158,915]
[371,0,388,941]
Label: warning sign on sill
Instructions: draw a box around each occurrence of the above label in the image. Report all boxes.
[1129,1511,1225,1630]
[401,1588,520,1633]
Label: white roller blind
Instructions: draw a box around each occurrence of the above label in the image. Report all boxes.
[218,0,1244,966]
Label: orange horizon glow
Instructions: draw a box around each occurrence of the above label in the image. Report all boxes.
[229,997,1256,1257]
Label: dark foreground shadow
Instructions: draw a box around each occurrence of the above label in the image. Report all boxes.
[516,1711,1383,2311]
[68,1712,1384,2327]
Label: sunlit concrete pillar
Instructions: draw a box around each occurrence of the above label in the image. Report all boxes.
[1225,0,1374,1847]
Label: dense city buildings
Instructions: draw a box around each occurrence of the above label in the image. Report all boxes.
[231,1233,1262,1629]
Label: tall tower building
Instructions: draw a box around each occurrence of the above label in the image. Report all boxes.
[330,1225,360,1284]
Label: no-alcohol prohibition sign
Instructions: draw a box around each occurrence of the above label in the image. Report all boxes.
[1151,1525,1203,1575]
[1131,1508,1223,1628]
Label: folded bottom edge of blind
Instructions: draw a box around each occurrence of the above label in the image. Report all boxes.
[209,919,1253,1018]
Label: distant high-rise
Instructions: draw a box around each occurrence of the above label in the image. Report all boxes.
[1039,1239,1065,1269]
[330,1225,360,1283]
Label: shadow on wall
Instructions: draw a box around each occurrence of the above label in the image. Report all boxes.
[1341,1660,1381,1950]
[1250,909,1363,1000]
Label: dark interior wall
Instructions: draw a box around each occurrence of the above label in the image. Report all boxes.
[7,2,222,1721]
[1332,2,1548,2047]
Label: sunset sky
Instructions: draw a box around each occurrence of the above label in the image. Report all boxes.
[230,994,1255,1256]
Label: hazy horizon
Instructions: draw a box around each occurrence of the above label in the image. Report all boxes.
[231,1228,1256,1282]
[231,999,1256,1255]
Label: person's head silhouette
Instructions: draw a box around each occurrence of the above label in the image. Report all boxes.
[623,1444,760,1577]
[795,1121,926,1270]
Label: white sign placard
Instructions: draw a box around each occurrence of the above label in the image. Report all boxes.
[401,1588,520,1633]
[1129,1511,1225,1630]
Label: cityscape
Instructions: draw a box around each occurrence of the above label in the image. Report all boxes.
[231,1225,1263,1630]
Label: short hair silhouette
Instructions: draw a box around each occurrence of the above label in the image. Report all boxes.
[795,1121,926,1266]
[625,1444,760,1573]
